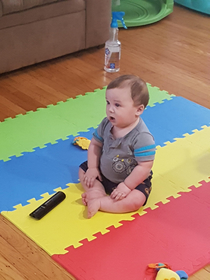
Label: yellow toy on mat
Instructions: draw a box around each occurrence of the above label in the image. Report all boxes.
[148,263,188,280]
[73,136,90,150]
[156,268,182,280]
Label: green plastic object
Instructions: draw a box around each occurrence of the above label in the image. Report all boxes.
[112,0,174,27]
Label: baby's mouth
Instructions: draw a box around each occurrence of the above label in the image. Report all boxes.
[110,116,115,121]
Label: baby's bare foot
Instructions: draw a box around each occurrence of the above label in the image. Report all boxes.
[81,192,88,206]
[82,189,106,206]
[87,198,101,218]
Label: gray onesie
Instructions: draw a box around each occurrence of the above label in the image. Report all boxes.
[93,117,156,183]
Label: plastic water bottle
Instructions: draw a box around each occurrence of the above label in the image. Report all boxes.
[104,12,127,73]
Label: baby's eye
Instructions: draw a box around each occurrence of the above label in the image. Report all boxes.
[106,100,110,105]
[115,103,120,107]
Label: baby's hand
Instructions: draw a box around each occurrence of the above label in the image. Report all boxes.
[84,167,102,188]
[111,182,131,201]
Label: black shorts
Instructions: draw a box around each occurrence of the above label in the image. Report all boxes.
[79,161,153,206]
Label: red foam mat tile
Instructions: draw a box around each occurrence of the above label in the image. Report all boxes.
[52,181,210,280]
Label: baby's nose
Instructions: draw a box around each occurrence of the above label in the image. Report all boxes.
[109,106,114,112]
[108,104,113,112]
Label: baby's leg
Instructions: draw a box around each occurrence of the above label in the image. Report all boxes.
[88,189,146,218]
[79,168,106,208]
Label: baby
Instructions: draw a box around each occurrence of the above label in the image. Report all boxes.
[79,75,156,218]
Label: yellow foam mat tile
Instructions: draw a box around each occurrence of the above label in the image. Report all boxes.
[153,125,210,189]
[186,125,210,151]
[141,125,210,209]
[2,185,140,255]
[2,127,210,255]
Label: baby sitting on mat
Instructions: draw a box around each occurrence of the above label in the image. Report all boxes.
[79,75,156,218]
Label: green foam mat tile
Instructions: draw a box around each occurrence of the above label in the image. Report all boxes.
[0,85,173,162]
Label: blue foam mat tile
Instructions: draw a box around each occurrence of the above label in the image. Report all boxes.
[143,97,210,146]
[0,129,95,212]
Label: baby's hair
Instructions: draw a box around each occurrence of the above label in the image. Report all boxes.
[107,75,149,108]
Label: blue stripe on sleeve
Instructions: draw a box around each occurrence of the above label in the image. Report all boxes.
[93,130,104,143]
[134,150,156,157]
[134,144,156,153]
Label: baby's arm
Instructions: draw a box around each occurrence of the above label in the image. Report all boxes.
[84,137,103,188]
[111,160,153,200]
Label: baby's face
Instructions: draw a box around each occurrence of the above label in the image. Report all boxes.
[105,87,143,128]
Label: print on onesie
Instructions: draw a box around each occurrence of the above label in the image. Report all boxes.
[112,154,137,176]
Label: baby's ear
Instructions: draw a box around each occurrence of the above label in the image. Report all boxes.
[136,104,145,116]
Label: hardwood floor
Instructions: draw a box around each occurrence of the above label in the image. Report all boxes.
[0,4,210,279]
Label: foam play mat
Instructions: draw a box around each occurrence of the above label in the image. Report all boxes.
[112,0,174,27]
[1,84,210,279]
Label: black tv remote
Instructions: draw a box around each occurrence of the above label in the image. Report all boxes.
[29,191,66,220]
